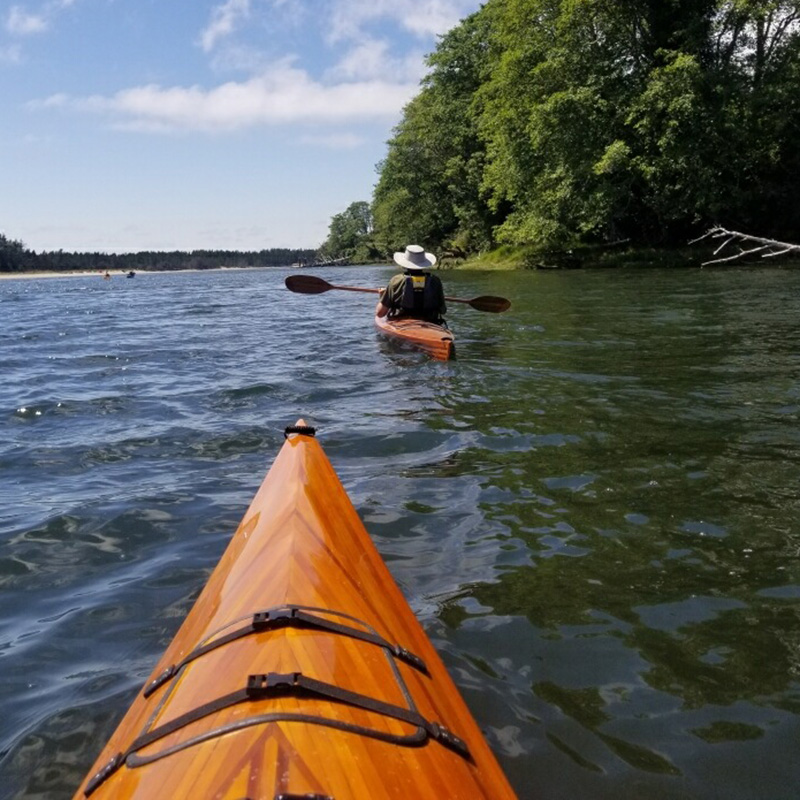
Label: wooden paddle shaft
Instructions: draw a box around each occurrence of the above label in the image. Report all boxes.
[329,283,487,307]
[284,275,510,313]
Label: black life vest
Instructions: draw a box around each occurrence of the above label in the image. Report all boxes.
[400,272,440,321]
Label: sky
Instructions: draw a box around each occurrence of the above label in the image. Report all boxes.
[0,0,482,253]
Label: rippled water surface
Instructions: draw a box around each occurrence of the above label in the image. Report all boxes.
[1,266,799,799]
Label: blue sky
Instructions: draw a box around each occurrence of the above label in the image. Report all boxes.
[1,0,482,253]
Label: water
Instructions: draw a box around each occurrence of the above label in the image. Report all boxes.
[1,265,799,799]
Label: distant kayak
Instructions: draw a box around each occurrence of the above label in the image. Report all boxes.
[375,314,455,361]
[75,422,515,799]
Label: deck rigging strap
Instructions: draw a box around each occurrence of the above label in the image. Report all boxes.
[84,671,471,796]
[143,604,428,698]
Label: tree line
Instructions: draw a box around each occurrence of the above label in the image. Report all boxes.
[0,233,317,273]
[322,0,800,260]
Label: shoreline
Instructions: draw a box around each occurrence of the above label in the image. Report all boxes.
[0,266,284,281]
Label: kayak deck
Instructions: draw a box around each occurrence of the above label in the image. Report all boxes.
[375,314,455,360]
[75,423,515,799]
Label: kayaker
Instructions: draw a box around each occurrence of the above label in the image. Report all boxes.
[376,244,446,323]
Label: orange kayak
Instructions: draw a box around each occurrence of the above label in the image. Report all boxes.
[375,314,455,360]
[75,422,516,799]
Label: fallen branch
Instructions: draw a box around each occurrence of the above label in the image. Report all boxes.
[713,235,736,255]
[691,227,800,265]
[762,247,796,258]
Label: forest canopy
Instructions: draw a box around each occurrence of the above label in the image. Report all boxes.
[0,233,316,273]
[325,0,800,258]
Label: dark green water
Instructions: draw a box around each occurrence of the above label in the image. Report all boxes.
[1,266,799,799]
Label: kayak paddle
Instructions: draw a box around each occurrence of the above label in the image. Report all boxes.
[285,274,511,313]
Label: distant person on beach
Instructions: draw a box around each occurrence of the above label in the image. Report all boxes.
[375,245,446,324]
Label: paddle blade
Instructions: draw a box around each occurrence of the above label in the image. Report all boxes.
[468,295,511,313]
[285,275,332,294]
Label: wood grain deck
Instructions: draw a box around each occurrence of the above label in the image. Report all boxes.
[75,423,516,799]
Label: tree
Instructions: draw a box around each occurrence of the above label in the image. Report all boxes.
[320,201,378,261]
[374,0,800,252]
[372,11,498,254]
[0,233,35,272]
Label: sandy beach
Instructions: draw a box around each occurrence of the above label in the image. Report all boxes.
[0,270,120,280]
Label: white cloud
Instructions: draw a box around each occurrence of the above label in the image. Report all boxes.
[6,6,48,35]
[401,0,476,37]
[5,0,80,35]
[198,1,477,50]
[299,132,366,149]
[207,42,269,74]
[26,0,480,136]
[327,39,390,80]
[327,0,476,42]
[37,61,417,132]
[326,37,426,83]
[0,43,22,62]
[4,0,79,52]
[261,0,307,28]
[28,91,69,108]
[195,1,476,89]
[200,0,251,53]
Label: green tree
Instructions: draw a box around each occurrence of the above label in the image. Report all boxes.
[0,233,35,272]
[320,201,379,261]
[373,12,497,254]
[375,0,800,251]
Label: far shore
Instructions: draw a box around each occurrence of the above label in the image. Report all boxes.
[0,266,289,281]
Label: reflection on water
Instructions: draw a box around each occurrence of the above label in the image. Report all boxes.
[1,266,799,799]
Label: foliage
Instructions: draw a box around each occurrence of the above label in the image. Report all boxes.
[372,12,499,254]
[0,233,39,272]
[318,201,380,261]
[346,0,800,253]
[0,234,316,273]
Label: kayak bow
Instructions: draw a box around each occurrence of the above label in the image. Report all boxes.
[375,314,456,361]
[75,422,516,799]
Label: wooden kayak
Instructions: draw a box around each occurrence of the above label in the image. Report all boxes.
[374,314,456,361]
[75,422,516,799]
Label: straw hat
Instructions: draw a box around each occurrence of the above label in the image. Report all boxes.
[393,244,437,271]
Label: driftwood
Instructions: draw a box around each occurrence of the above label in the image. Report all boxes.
[690,227,800,265]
